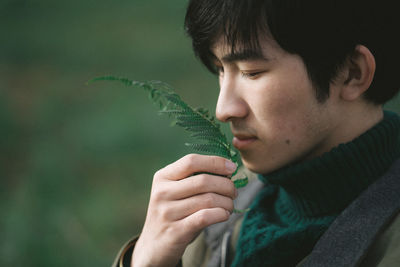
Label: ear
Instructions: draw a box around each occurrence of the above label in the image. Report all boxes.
[340,45,376,101]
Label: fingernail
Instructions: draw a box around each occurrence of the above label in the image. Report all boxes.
[234,188,238,199]
[225,161,237,173]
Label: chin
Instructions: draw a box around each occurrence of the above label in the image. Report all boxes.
[242,159,273,175]
[241,153,289,175]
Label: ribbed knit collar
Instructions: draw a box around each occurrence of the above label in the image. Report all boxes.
[259,111,400,218]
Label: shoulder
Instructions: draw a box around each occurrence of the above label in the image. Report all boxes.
[360,212,400,267]
[301,159,400,267]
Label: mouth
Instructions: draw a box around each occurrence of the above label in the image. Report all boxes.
[232,133,257,150]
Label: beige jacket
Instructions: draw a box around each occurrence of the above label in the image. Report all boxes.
[113,162,400,267]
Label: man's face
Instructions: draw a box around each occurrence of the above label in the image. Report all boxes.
[211,36,342,174]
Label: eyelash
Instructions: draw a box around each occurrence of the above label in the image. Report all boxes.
[241,71,263,78]
[216,65,263,79]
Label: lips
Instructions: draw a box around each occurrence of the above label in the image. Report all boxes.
[232,133,257,150]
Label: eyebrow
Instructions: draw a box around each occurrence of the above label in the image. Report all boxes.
[221,49,268,63]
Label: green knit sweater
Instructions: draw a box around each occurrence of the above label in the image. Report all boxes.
[232,111,400,267]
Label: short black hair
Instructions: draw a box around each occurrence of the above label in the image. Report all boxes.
[184,0,399,104]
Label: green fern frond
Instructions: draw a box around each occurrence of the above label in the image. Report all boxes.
[184,143,231,159]
[190,132,228,146]
[89,75,249,213]
[158,110,186,116]
[176,118,216,127]
[233,177,249,188]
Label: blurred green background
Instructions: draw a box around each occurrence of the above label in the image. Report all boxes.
[0,1,399,266]
[0,0,220,266]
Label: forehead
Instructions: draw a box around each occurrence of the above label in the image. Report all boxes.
[210,34,281,62]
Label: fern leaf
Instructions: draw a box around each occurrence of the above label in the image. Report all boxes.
[233,177,249,188]
[190,132,228,146]
[89,75,249,210]
[88,76,142,88]
[158,110,186,116]
[175,121,220,132]
[185,143,231,158]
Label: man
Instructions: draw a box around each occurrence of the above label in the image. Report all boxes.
[114,0,400,266]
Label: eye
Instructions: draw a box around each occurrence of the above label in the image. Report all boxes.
[241,71,264,79]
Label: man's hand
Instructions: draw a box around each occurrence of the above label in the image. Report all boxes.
[131,154,238,267]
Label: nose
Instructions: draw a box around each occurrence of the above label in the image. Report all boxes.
[215,73,248,122]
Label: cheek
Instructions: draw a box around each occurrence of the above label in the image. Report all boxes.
[252,76,318,140]
[254,78,306,120]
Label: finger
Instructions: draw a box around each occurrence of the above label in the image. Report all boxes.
[156,154,237,181]
[179,208,230,234]
[166,193,234,221]
[172,174,237,200]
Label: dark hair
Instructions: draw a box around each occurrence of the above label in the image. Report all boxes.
[184,0,399,104]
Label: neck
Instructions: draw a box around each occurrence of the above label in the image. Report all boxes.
[332,101,383,145]
[309,100,383,160]
[262,110,400,218]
